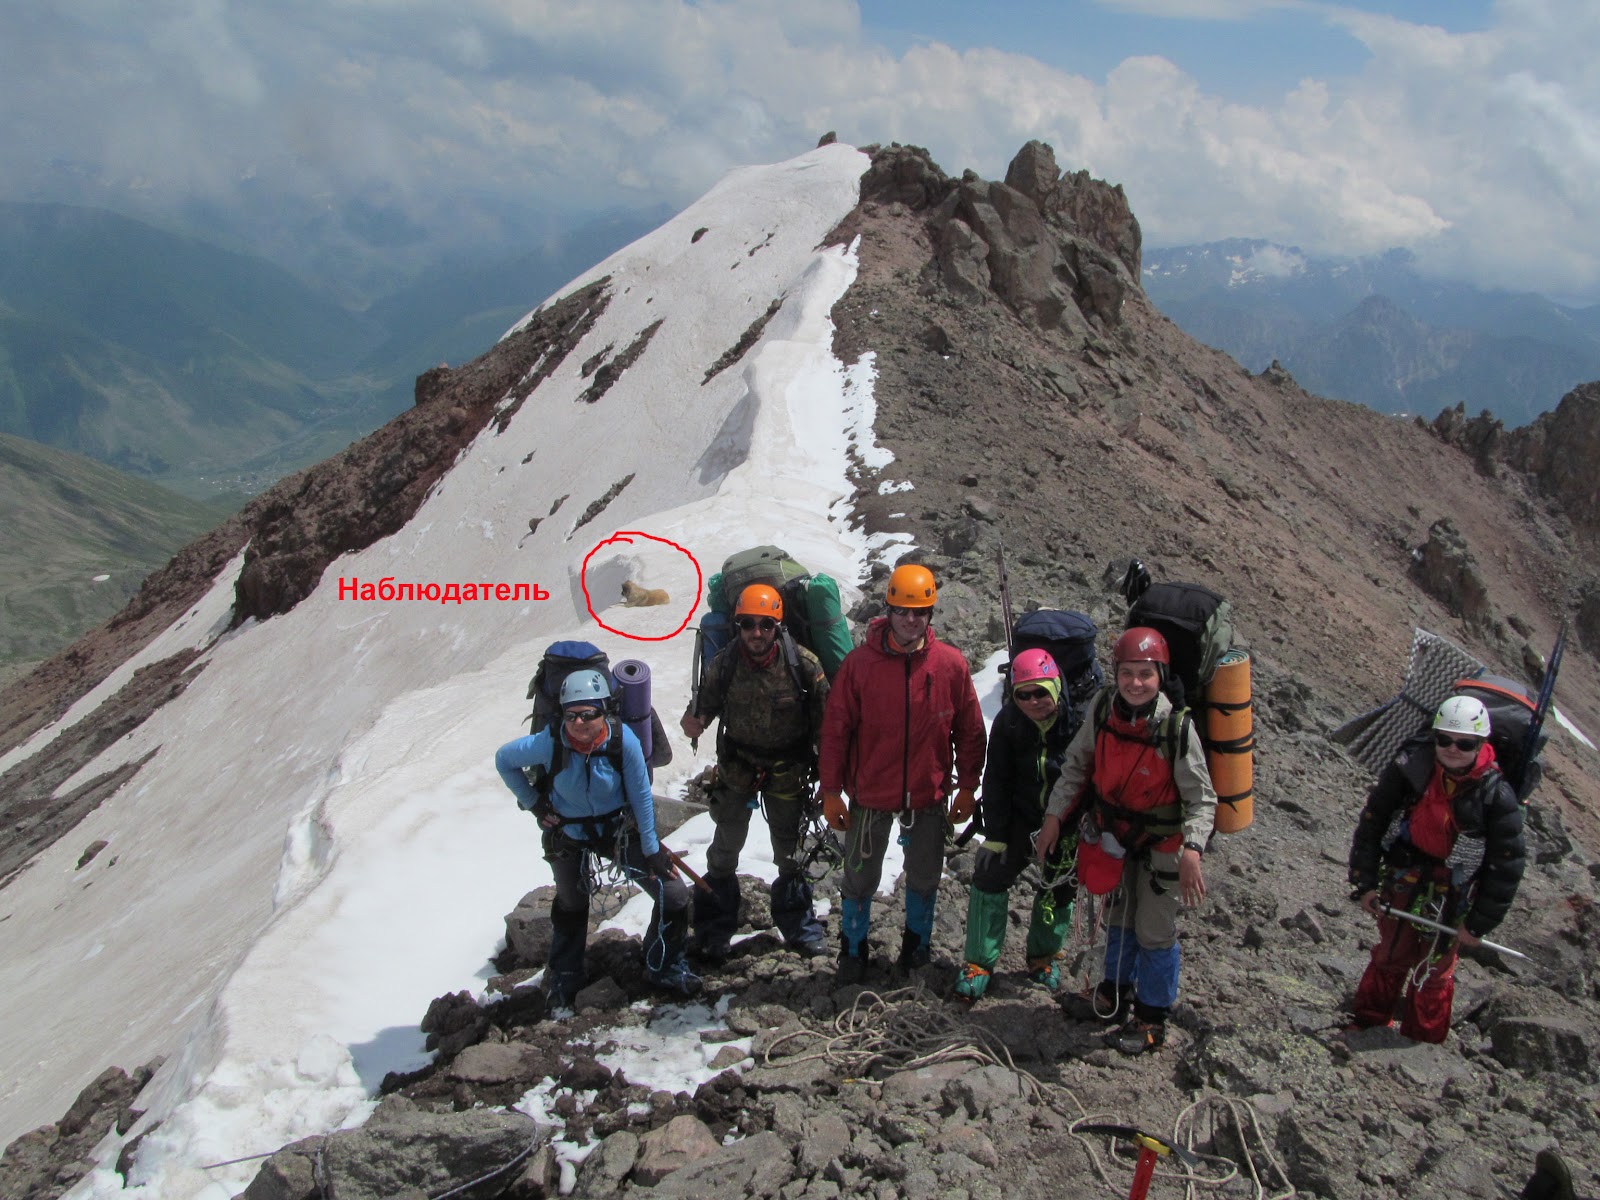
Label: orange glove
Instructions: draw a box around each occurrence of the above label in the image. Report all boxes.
[947,787,977,825]
[822,790,850,832]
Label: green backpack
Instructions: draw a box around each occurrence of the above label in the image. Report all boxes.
[704,545,853,679]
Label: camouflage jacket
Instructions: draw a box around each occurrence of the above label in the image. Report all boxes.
[700,635,829,760]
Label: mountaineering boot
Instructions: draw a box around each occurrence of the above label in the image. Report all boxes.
[770,872,827,956]
[836,935,869,984]
[954,963,991,1001]
[1023,879,1072,990]
[893,888,935,977]
[1112,1000,1169,1056]
[543,904,589,1010]
[954,887,1009,1001]
[1064,980,1135,1024]
[836,896,872,984]
[1520,1150,1577,1200]
[893,930,931,977]
[1025,956,1061,991]
[648,905,703,999]
[691,872,741,962]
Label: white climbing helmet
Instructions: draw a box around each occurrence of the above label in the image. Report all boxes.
[560,669,612,708]
[1433,695,1491,739]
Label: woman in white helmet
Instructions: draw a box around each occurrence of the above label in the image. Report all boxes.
[1346,694,1526,1042]
[495,668,698,1007]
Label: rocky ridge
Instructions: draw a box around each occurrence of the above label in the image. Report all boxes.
[5,141,1600,1199]
[0,279,611,889]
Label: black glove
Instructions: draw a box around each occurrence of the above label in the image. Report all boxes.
[646,848,677,879]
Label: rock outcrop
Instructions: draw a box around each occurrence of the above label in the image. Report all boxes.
[0,1063,160,1200]
[1411,517,1497,634]
[1433,381,1600,532]
[857,141,1140,333]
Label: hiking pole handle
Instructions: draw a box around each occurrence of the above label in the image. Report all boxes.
[667,849,713,893]
[1378,903,1528,960]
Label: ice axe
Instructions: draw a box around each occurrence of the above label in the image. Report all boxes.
[1378,903,1528,960]
[689,628,704,753]
[666,848,713,893]
[1074,1124,1200,1200]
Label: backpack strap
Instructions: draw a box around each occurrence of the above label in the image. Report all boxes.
[1094,689,1191,760]
[777,628,811,701]
[535,716,626,809]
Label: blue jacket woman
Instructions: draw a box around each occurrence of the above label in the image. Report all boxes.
[494,669,696,1005]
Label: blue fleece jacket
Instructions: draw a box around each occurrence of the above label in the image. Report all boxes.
[494,721,660,855]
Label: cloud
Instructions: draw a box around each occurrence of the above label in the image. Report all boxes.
[3,0,1597,301]
[1094,0,1307,16]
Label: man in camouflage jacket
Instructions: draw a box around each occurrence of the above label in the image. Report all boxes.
[681,584,830,958]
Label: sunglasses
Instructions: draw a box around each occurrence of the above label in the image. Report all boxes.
[736,617,778,632]
[1013,687,1052,702]
[563,708,603,724]
[887,605,932,619]
[1433,732,1482,752]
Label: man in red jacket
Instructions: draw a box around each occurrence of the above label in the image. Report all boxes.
[819,564,986,982]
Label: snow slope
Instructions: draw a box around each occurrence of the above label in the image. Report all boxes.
[0,143,929,1196]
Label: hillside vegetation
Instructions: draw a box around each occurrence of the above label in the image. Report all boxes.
[0,432,228,670]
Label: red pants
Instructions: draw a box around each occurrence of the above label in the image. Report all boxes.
[1352,904,1460,1043]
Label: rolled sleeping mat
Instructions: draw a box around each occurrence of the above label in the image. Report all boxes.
[612,659,654,761]
[1204,648,1254,833]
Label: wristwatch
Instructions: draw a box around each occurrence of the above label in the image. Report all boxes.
[1183,840,1205,856]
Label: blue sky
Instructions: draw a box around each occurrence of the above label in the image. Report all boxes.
[861,1,1498,101]
[3,0,1595,302]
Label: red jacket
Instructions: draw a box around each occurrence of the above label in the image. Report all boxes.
[819,618,986,812]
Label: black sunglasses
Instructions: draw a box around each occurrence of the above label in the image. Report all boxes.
[1433,732,1482,752]
[887,605,932,619]
[1013,687,1051,702]
[736,616,778,632]
[563,708,603,724]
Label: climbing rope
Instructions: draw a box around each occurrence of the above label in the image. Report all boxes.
[761,986,1292,1198]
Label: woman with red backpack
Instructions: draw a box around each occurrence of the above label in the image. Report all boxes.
[1035,628,1216,1055]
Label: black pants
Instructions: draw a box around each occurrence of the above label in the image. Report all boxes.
[547,832,691,979]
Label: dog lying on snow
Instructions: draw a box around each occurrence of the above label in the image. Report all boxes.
[621,580,670,607]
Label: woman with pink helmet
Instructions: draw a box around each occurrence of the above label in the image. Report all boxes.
[954,646,1085,1001]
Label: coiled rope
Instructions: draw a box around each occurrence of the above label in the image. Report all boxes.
[762,986,1295,1198]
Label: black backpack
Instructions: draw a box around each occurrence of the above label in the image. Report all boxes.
[525,640,671,778]
[1126,581,1234,709]
[1447,675,1546,800]
[1010,609,1103,711]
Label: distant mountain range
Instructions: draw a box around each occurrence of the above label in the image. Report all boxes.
[0,432,229,677]
[0,202,663,499]
[1142,240,1600,426]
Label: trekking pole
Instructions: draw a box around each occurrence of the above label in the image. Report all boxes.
[1517,619,1567,793]
[996,538,1015,660]
[667,849,713,893]
[1377,904,1528,960]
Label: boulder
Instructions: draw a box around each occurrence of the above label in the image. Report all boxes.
[310,1097,544,1200]
[634,1115,721,1185]
[649,1131,794,1198]
[505,887,557,967]
[1489,1015,1592,1076]
[574,1129,639,1197]
[1412,518,1495,632]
